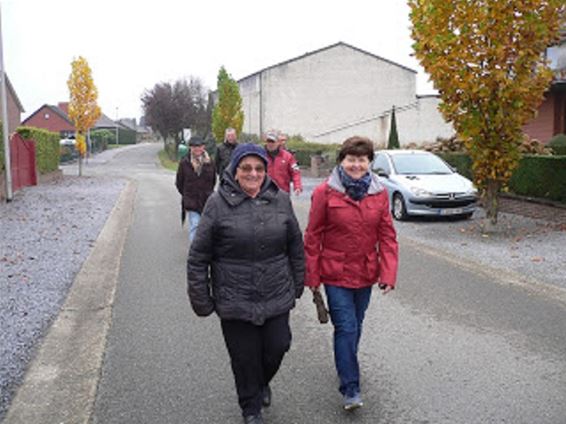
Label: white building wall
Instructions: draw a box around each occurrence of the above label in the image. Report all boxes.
[396,96,455,145]
[239,75,261,135]
[237,43,454,146]
[260,44,416,144]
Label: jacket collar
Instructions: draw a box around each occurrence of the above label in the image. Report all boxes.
[327,166,384,195]
[219,171,279,207]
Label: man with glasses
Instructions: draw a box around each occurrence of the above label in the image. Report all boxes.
[264,131,303,196]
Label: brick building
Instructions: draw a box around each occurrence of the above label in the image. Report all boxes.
[0,74,25,133]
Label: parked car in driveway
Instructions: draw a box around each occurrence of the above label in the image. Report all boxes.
[372,150,478,220]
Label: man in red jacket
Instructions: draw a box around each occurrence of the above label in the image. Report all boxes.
[264,131,303,196]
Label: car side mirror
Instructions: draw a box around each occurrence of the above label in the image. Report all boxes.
[376,169,389,178]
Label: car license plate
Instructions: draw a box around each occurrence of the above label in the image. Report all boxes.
[440,208,463,216]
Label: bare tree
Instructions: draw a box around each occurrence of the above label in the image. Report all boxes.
[141,77,210,154]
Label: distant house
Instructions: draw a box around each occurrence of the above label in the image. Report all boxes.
[235,42,454,145]
[1,74,25,133]
[523,30,566,143]
[22,101,121,138]
[22,102,75,136]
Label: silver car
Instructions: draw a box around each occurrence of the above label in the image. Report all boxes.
[372,150,478,220]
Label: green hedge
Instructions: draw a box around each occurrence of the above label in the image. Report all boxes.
[17,126,60,174]
[508,155,566,202]
[116,128,136,145]
[212,135,340,167]
[437,152,473,179]
[439,152,566,203]
[286,136,340,167]
[90,129,113,152]
[548,134,566,155]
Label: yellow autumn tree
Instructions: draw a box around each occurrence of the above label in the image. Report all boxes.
[67,56,101,175]
[409,0,564,225]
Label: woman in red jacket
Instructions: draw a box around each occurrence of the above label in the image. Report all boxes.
[304,136,398,411]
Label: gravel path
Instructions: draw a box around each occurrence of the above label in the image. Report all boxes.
[394,209,566,291]
[0,175,126,421]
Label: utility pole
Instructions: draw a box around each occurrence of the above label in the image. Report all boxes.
[115,106,119,145]
[0,4,13,202]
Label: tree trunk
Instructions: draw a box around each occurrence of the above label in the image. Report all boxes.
[78,156,83,177]
[483,179,500,226]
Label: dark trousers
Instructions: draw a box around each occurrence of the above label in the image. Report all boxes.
[221,312,291,417]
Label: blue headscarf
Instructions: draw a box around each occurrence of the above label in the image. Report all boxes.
[337,166,372,201]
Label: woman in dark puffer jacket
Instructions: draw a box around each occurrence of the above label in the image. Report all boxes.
[187,143,305,424]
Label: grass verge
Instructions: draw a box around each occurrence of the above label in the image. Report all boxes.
[158,149,179,171]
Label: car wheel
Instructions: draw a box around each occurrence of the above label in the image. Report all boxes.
[392,193,408,221]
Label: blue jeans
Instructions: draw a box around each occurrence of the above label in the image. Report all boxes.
[188,211,201,243]
[324,284,372,397]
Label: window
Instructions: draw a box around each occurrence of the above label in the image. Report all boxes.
[44,113,50,119]
[391,153,453,175]
[372,154,391,175]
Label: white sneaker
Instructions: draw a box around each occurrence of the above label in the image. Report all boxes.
[343,393,363,411]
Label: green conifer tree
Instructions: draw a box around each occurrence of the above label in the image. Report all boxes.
[387,106,400,149]
[211,67,244,142]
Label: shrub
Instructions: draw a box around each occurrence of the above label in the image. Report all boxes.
[519,135,551,155]
[424,135,467,153]
[90,129,114,152]
[116,128,136,145]
[286,135,339,167]
[548,133,566,155]
[508,155,566,202]
[437,152,473,179]
[239,132,260,144]
[440,152,566,203]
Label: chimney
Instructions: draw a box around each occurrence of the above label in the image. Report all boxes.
[57,102,69,115]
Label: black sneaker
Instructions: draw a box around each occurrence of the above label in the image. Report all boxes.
[261,385,272,407]
[243,413,264,424]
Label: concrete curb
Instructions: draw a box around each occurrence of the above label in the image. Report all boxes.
[3,180,137,424]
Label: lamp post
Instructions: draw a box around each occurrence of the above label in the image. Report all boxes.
[115,106,119,145]
[0,3,12,201]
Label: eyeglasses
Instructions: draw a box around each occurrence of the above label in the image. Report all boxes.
[238,164,266,173]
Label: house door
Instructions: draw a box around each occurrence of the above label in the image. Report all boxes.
[10,133,37,192]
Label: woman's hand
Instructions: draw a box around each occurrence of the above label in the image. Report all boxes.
[378,283,393,295]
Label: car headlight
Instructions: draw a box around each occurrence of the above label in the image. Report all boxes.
[409,187,433,197]
[466,186,478,196]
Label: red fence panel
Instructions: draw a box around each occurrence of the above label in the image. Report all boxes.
[10,133,37,192]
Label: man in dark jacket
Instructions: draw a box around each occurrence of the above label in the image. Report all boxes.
[215,127,238,177]
[187,143,304,424]
[175,136,216,245]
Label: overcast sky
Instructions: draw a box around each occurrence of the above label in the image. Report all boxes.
[3,0,435,122]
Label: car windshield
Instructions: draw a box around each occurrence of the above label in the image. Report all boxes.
[391,154,453,175]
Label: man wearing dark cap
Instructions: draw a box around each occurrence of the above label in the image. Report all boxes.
[175,136,216,245]
[264,131,303,195]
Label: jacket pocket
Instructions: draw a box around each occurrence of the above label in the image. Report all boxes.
[366,250,379,282]
[320,249,345,281]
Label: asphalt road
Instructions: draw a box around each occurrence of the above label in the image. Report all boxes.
[80,144,566,423]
